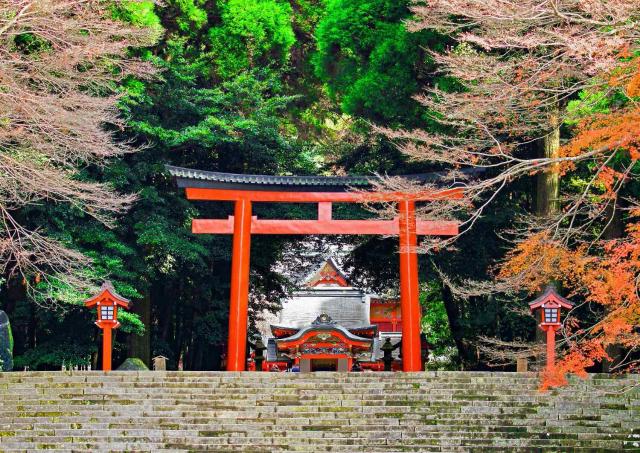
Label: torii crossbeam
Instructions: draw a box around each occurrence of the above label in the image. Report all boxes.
[168,166,464,372]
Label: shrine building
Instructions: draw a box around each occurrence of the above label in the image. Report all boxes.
[263,258,405,372]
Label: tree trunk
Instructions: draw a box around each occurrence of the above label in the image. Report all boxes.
[534,108,561,350]
[535,110,561,216]
[601,202,624,372]
[127,291,151,367]
[442,285,469,369]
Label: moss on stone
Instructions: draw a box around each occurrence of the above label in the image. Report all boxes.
[117,357,149,371]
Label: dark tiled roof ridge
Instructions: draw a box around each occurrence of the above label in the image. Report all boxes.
[166,165,377,187]
[166,165,484,187]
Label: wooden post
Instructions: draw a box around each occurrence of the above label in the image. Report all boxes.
[546,326,556,371]
[516,357,528,373]
[398,200,422,372]
[102,325,112,371]
[226,198,252,371]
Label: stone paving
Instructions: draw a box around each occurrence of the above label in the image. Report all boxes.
[0,371,638,452]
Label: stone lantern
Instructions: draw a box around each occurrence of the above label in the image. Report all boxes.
[529,286,573,371]
[84,282,130,371]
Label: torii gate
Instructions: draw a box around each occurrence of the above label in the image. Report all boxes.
[168,166,463,372]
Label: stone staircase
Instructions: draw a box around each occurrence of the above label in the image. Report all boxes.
[0,371,638,452]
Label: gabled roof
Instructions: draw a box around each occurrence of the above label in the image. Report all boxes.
[305,257,350,287]
[270,325,301,339]
[528,285,574,311]
[166,165,483,192]
[84,281,130,309]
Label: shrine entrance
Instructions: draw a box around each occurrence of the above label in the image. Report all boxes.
[168,166,463,372]
[309,358,342,372]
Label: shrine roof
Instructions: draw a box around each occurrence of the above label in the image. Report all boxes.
[271,314,377,345]
[304,257,350,288]
[167,165,480,192]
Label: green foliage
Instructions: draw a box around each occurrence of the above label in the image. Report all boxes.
[420,282,455,358]
[208,0,295,79]
[14,341,94,370]
[565,89,621,125]
[313,0,441,125]
[172,0,208,31]
[114,1,162,30]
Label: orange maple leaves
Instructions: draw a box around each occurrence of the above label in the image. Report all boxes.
[559,57,640,196]
[497,232,592,292]
[561,108,640,161]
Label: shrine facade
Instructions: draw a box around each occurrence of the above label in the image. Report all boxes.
[262,258,403,372]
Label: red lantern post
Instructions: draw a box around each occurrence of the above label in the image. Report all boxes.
[84,282,131,371]
[529,286,573,371]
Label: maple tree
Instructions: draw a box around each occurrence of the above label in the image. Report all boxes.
[0,0,156,299]
[385,0,640,381]
[493,59,640,382]
[385,0,639,228]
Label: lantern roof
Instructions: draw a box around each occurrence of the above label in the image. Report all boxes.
[528,285,574,311]
[166,165,482,192]
[84,281,131,309]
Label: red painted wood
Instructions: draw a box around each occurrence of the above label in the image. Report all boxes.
[192,217,459,236]
[180,182,463,373]
[398,200,422,372]
[185,187,464,203]
[226,199,252,371]
[544,325,558,371]
[275,330,371,350]
[102,326,112,371]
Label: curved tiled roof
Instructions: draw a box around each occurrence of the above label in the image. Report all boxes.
[166,165,482,191]
[167,165,373,187]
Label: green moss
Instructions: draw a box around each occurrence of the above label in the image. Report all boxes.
[600,403,627,410]
[198,431,226,437]
[117,357,149,370]
[0,311,14,371]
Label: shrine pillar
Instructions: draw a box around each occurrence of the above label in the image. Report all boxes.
[227,198,252,371]
[398,200,422,372]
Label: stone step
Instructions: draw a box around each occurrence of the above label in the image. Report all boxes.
[0,371,636,452]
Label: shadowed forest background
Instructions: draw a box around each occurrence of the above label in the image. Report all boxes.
[2,0,638,376]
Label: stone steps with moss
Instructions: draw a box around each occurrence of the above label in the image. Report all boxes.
[0,371,638,452]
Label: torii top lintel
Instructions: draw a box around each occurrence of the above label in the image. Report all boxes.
[167,165,466,236]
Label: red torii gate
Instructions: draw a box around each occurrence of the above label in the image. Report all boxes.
[168,166,463,372]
